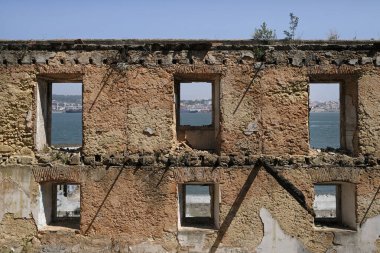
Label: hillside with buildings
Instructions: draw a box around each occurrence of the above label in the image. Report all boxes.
[309,101,339,112]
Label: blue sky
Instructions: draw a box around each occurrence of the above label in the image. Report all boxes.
[1,0,379,40]
[2,1,375,100]
[310,83,339,102]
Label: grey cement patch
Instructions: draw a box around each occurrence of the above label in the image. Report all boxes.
[256,208,310,253]
[328,214,380,253]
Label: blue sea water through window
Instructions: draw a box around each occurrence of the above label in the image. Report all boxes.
[51,83,83,147]
[309,83,340,149]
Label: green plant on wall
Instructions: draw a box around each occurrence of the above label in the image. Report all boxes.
[283,13,299,40]
[253,22,277,40]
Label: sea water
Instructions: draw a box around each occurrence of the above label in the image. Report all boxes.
[52,113,82,146]
[309,112,339,149]
[52,112,340,148]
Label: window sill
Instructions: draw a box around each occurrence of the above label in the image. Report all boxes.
[313,224,357,232]
[178,226,218,233]
[39,225,80,234]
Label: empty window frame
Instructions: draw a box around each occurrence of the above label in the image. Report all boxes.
[309,83,340,149]
[308,78,359,155]
[39,182,80,229]
[178,82,213,126]
[313,183,356,229]
[36,79,83,150]
[178,184,219,229]
[174,76,220,152]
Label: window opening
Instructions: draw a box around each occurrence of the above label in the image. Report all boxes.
[314,184,339,221]
[36,79,83,151]
[313,183,356,229]
[179,82,212,126]
[309,83,340,149]
[52,83,83,147]
[39,182,80,230]
[55,183,81,219]
[179,184,219,229]
[174,77,220,152]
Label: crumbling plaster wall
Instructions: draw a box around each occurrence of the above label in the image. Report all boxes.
[0,40,380,252]
[0,66,35,157]
[0,41,380,159]
[0,164,379,252]
[358,70,380,156]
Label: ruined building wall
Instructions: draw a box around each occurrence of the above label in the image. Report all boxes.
[0,40,380,252]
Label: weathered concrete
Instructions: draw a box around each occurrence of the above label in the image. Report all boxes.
[256,208,310,253]
[0,39,380,252]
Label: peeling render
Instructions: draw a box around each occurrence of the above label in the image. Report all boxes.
[256,208,310,253]
[327,214,380,253]
[0,39,380,252]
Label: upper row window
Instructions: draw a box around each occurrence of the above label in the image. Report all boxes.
[175,76,220,152]
[309,83,340,150]
[36,81,82,150]
[309,80,358,155]
[36,78,357,155]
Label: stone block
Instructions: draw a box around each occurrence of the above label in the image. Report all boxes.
[254,62,265,70]
[36,154,52,164]
[138,155,155,166]
[361,57,373,64]
[17,156,33,164]
[375,56,380,66]
[332,59,344,66]
[83,156,95,165]
[218,155,230,167]
[0,145,14,154]
[202,154,218,166]
[126,154,139,165]
[348,59,358,65]
[31,52,56,64]
[69,154,81,165]
[290,51,305,67]
[2,52,18,64]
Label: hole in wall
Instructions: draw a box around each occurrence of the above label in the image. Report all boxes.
[17,59,22,64]
[3,59,8,65]
[74,59,79,64]
[89,58,94,64]
[172,59,178,64]
[60,59,65,64]
[32,58,36,64]
[102,59,108,64]
[189,58,194,64]
[139,59,145,64]
[95,155,102,162]
[157,59,162,65]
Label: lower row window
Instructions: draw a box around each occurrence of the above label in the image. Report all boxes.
[40,182,80,229]
[178,183,219,229]
[313,182,356,229]
[38,182,356,231]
